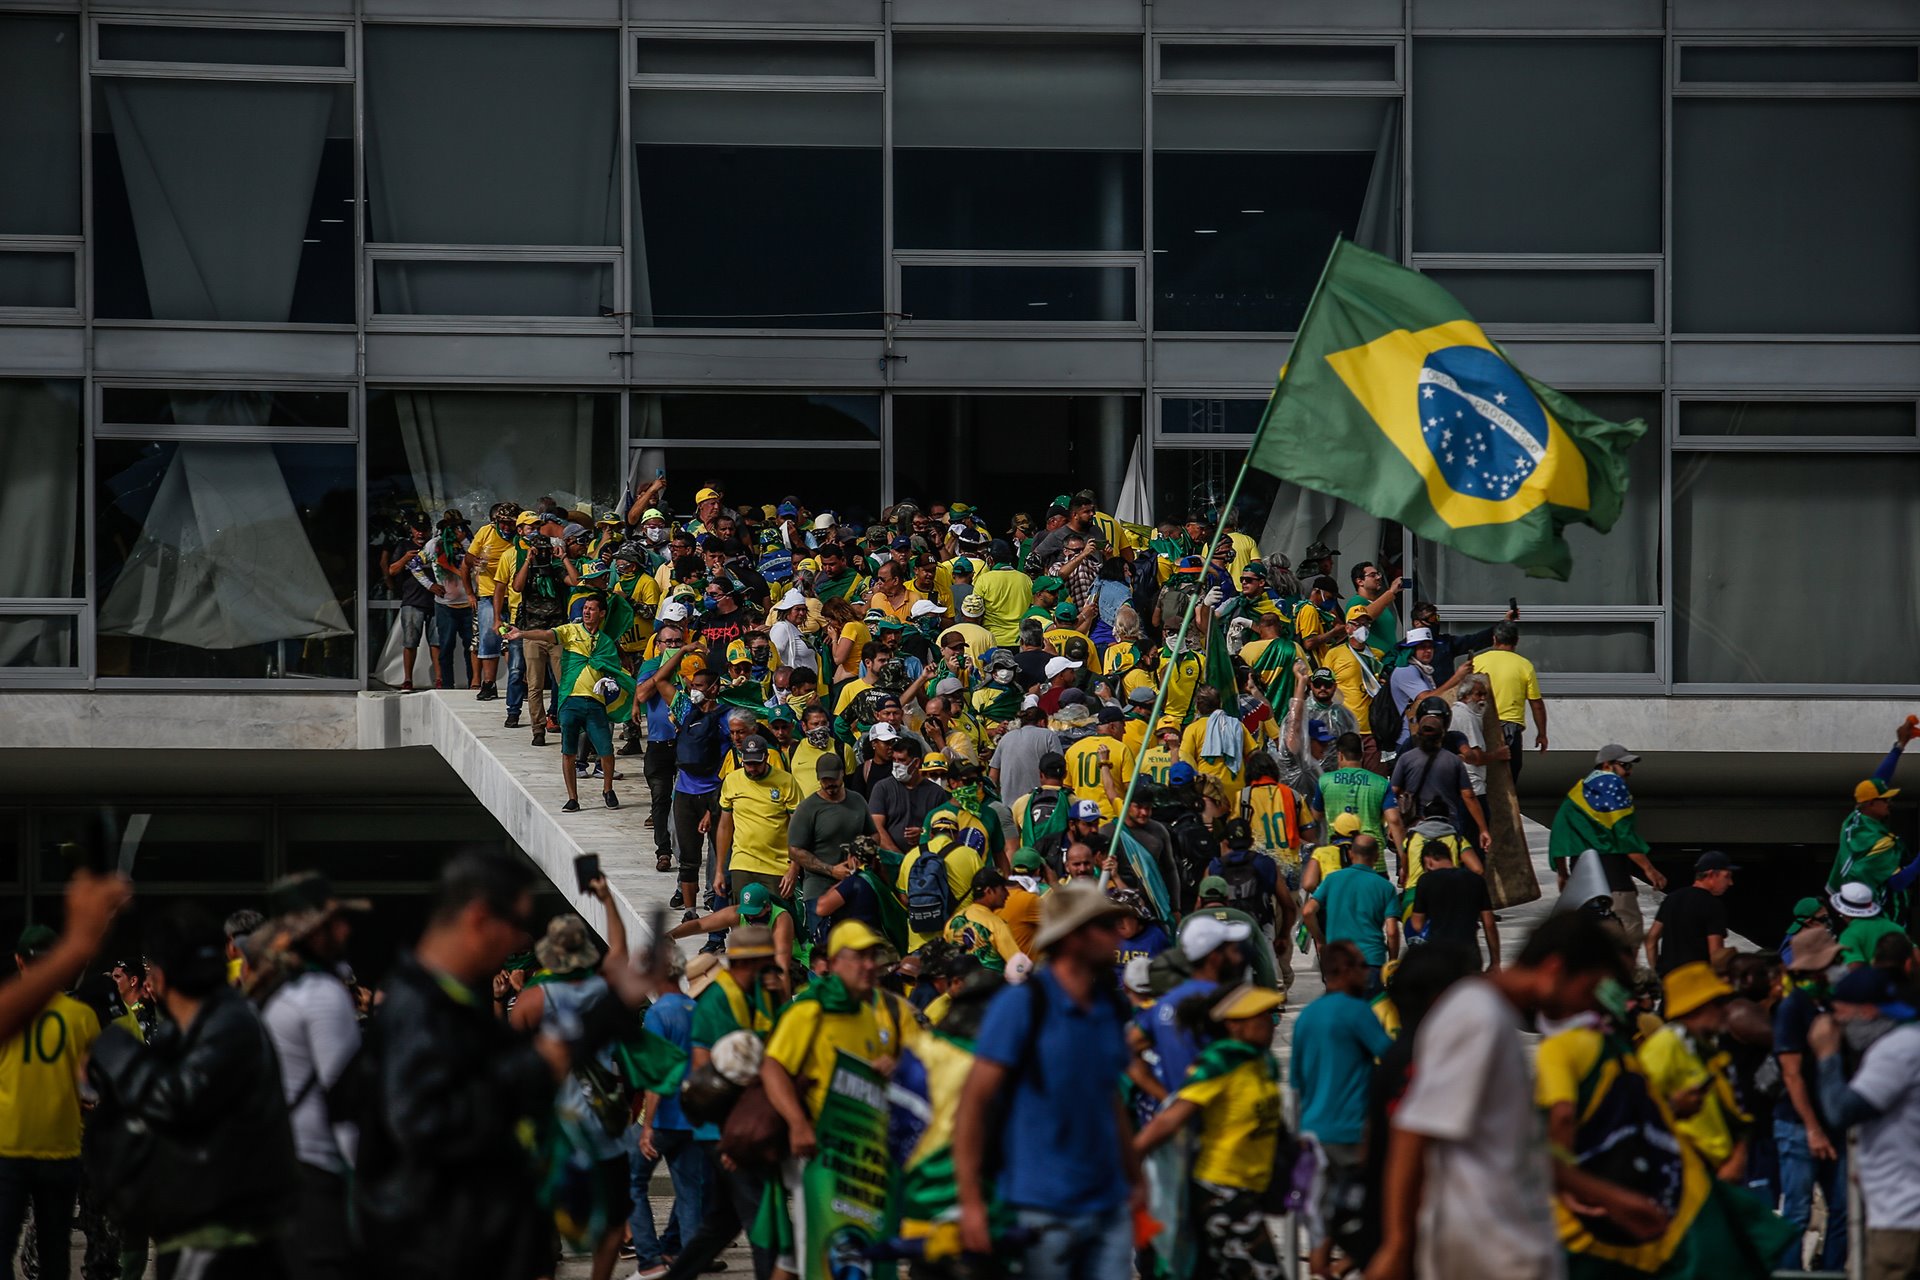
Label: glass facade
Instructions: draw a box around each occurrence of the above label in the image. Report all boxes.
[0,4,1914,696]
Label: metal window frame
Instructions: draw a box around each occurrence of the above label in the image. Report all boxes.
[1147,389,1271,446]
[1673,38,1920,97]
[89,14,356,82]
[93,376,360,441]
[1428,605,1667,693]
[0,601,87,686]
[892,250,1145,333]
[629,29,884,90]
[364,245,625,333]
[1151,33,1403,95]
[1669,391,1920,450]
[1408,255,1665,336]
[0,237,83,322]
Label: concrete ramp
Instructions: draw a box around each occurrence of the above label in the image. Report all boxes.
[358,690,677,945]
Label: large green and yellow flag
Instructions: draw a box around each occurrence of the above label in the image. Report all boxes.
[1251,240,1646,581]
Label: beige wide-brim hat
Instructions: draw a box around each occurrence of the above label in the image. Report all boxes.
[534,914,603,973]
[1032,880,1129,954]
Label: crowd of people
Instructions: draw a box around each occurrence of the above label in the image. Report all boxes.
[4,475,1918,1280]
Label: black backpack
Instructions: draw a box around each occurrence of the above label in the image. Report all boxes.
[1367,675,1403,753]
[1165,810,1217,906]
[1217,852,1275,928]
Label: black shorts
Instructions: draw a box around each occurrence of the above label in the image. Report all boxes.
[597,1154,635,1227]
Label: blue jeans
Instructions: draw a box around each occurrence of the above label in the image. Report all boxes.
[506,637,527,714]
[434,603,473,688]
[1013,1204,1133,1280]
[1775,1116,1848,1271]
[476,596,502,659]
[629,1128,705,1267]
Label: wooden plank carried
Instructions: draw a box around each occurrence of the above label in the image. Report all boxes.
[1481,694,1540,910]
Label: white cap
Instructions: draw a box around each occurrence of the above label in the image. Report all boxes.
[657,600,689,623]
[960,595,986,618]
[1020,693,1041,711]
[1181,914,1253,962]
[774,588,806,612]
[1069,799,1103,820]
[1044,656,1083,679]
[813,513,836,531]
[869,722,899,742]
[1832,881,1880,919]
[909,599,947,619]
[1400,626,1434,647]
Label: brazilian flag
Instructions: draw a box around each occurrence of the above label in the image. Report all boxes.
[1547,769,1649,872]
[1251,240,1646,581]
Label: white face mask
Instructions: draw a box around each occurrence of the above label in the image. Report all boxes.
[891,762,912,782]
[1349,624,1369,645]
[645,526,666,543]
[687,689,706,704]
[993,669,1013,684]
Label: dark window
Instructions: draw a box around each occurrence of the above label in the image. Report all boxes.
[895,149,1141,253]
[0,16,81,236]
[1158,398,1268,437]
[634,393,880,443]
[372,261,614,319]
[902,265,1135,323]
[1413,39,1661,254]
[1681,45,1918,84]
[1678,402,1916,438]
[1423,269,1655,326]
[102,387,350,429]
[98,24,346,68]
[0,379,84,604]
[0,252,75,309]
[634,38,874,78]
[1160,43,1395,82]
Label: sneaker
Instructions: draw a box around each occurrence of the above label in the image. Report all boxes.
[530,731,546,747]
[633,1266,670,1280]
[618,1242,636,1261]
[400,681,414,693]
[561,799,580,813]
[503,714,520,729]
[681,909,698,924]
[603,789,620,810]
[477,682,499,702]
[668,888,684,911]
[699,938,726,955]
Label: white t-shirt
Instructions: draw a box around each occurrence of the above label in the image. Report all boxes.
[1450,701,1488,794]
[262,970,362,1174]
[1393,978,1563,1280]
[1848,1023,1920,1229]
[769,619,817,673]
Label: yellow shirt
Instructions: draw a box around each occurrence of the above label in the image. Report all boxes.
[1243,781,1304,855]
[553,622,613,703]
[1472,648,1541,726]
[788,739,855,801]
[1180,718,1258,810]
[830,620,874,681]
[1637,1024,1741,1166]
[765,991,918,1118]
[1043,626,1086,654]
[1137,744,1176,787]
[1175,1056,1283,1192]
[973,567,1034,647]
[897,841,986,953]
[1321,642,1376,736]
[1294,600,1327,656]
[467,524,514,597]
[869,588,922,624]
[719,766,799,877]
[999,887,1044,955]
[494,544,526,617]
[0,994,100,1158]
[1065,735,1138,820]
[924,992,953,1026]
[1226,531,1260,581]
[936,622,996,664]
[612,571,662,651]
[1159,651,1203,724]
[945,901,1022,966]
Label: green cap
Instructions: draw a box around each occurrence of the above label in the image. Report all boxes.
[738,882,772,920]
[1785,896,1824,936]
[769,704,798,725]
[951,557,974,575]
[15,924,57,958]
[1011,847,1046,874]
[1311,667,1335,683]
[1033,576,1064,595]
[1054,600,1078,621]
[1196,875,1230,902]
[1050,494,1071,512]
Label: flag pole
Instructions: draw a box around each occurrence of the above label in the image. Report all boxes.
[1098,237,1345,903]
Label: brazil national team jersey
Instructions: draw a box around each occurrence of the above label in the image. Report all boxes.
[0,993,100,1158]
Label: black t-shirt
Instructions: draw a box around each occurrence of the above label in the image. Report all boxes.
[1772,987,1829,1128]
[1410,866,1489,948]
[698,612,748,651]
[1652,884,1727,975]
[1013,648,1052,691]
[389,539,437,611]
[1388,745,1475,834]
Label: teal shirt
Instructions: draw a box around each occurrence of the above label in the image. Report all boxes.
[1313,865,1400,966]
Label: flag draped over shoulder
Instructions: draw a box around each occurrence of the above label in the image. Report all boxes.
[1547,769,1649,870]
[1250,240,1646,582]
[558,592,637,722]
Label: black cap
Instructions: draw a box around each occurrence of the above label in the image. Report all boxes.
[1415,695,1451,722]
[970,868,1011,894]
[1224,817,1254,849]
[1694,850,1739,875]
[739,738,769,764]
[1096,704,1125,725]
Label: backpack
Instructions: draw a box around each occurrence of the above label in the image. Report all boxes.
[1367,674,1403,753]
[1165,810,1218,907]
[906,835,958,935]
[1217,851,1275,928]
[1019,788,1072,862]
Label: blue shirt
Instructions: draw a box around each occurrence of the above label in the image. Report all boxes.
[642,993,711,1137]
[1313,865,1400,966]
[1289,990,1393,1144]
[974,966,1130,1213]
[1141,977,1220,1091]
[1113,924,1170,985]
[637,656,679,743]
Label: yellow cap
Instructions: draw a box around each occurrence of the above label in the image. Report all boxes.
[826,920,886,957]
[726,639,751,665]
[1211,983,1285,1020]
[1156,714,1182,733]
[921,752,948,774]
[1662,962,1734,1018]
[695,487,720,504]
[1345,603,1372,623]
[1330,812,1363,838]
[515,510,540,527]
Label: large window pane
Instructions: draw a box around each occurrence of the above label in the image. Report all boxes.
[1413,39,1661,253]
[892,396,1139,534]
[633,393,880,443]
[98,25,346,68]
[632,445,881,528]
[1416,393,1661,606]
[95,442,357,679]
[902,265,1134,323]
[365,390,620,584]
[365,27,619,247]
[633,90,881,328]
[1675,100,1920,333]
[1423,269,1655,327]
[1160,44,1396,83]
[1674,453,1920,684]
[102,387,350,430]
[0,16,80,236]
[372,260,614,319]
[1678,401,1916,439]
[634,38,875,79]
[1495,621,1655,676]
[92,81,352,323]
[1680,46,1918,85]
[1159,397,1268,437]
[0,380,83,610]
[0,618,78,669]
[894,41,1141,252]
[1155,450,1283,532]
[0,252,76,309]
[1153,97,1398,332]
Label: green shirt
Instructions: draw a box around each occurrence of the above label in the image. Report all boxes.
[1313,865,1400,967]
[1346,593,1400,656]
[1839,915,1908,967]
[1318,766,1392,849]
